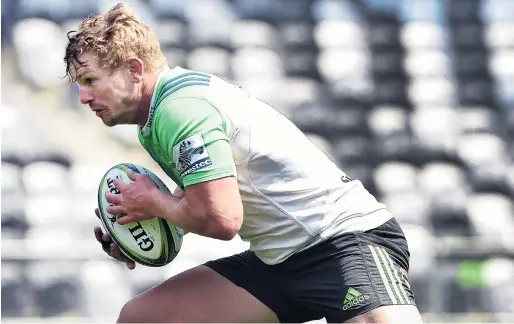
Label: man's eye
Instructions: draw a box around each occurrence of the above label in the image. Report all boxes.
[85,78,94,85]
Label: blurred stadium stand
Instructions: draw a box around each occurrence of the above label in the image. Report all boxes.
[2,0,514,323]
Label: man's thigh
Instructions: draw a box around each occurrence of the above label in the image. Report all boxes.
[117,265,279,323]
[345,305,423,323]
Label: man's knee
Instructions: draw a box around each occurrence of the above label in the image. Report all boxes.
[117,298,145,323]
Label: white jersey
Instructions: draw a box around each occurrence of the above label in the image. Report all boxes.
[143,67,394,265]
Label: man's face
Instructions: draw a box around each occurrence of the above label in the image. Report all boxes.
[70,51,140,127]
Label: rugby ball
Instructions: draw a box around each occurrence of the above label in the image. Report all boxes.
[97,163,184,267]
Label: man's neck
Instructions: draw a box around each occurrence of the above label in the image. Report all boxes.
[135,69,161,127]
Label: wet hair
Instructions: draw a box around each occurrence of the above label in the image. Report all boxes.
[64,3,167,82]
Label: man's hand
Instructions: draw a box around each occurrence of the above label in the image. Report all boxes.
[105,170,163,225]
[94,208,136,269]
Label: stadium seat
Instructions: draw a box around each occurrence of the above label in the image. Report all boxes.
[372,77,408,106]
[489,50,514,80]
[124,265,169,296]
[279,77,322,115]
[456,133,508,169]
[448,0,481,23]
[231,47,285,80]
[481,258,514,313]
[292,103,369,139]
[418,162,470,197]
[236,77,286,110]
[458,107,502,136]
[428,189,472,237]
[401,224,436,277]
[494,78,514,109]
[282,49,319,79]
[148,0,188,21]
[154,19,188,49]
[15,0,98,23]
[408,78,457,107]
[22,161,69,195]
[373,161,418,196]
[410,106,460,161]
[314,20,367,49]
[163,47,187,68]
[458,78,495,106]
[367,105,409,138]
[399,0,445,24]
[312,0,363,22]
[371,50,405,78]
[233,0,312,23]
[24,193,72,228]
[404,49,452,78]
[466,193,514,240]
[1,193,29,239]
[368,22,401,50]
[79,261,143,318]
[2,262,36,317]
[469,163,512,197]
[317,48,370,83]
[1,162,24,195]
[332,134,374,165]
[480,0,514,23]
[451,24,485,50]
[187,46,232,79]
[454,50,489,77]
[400,22,446,50]
[484,22,514,49]
[278,21,316,51]
[12,18,69,88]
[329,76,374,107]
[28,261,82,317]
[382,191,430,226]
[231,20,279,50]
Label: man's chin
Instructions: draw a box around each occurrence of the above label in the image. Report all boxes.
[101,118,116,127]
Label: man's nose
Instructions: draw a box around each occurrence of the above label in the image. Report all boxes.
[79,88,93,105]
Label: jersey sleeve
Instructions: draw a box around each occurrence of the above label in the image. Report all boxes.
[153,96,236,187]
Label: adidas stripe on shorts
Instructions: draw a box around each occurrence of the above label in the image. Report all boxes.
[205,217,416,323]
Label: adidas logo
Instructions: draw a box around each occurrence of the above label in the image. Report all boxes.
[343,287,370,310]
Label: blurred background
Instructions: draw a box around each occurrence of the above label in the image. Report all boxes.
[2,0,514,322]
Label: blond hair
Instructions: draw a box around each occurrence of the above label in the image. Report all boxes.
[64,3,167,81]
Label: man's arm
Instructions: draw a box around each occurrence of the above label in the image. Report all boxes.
[153,176,243,240]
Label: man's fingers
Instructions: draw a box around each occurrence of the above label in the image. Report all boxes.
[106,204,125,215]
[95,208,100,219]
[117,215,136,225]
[110,243,123,260]
[113,178,127,191]
[126,261,136,270]
[94,227,103,243]
[105,192,122,205]
[126,170,139,181]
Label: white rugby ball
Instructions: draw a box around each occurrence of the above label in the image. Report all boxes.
[97,163,184,267]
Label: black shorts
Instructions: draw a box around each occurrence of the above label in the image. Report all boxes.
[204,217,416,323]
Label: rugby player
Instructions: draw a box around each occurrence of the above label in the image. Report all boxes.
[65,3,423,323]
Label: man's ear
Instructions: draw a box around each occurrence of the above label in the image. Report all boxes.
[127,57,144,83]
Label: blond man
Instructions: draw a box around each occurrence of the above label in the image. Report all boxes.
[65,3,423,323]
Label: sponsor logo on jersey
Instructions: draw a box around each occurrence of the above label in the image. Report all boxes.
[343,287,370,310]
[341,173,353,183]
[173,134,212,177]
[141,104,157,135]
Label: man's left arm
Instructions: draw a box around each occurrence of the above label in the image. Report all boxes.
[152,97,242,240]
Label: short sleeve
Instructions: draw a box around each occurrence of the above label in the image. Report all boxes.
[153,97,236,187]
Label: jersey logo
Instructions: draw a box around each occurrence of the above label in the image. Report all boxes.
[173,134,212,178]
